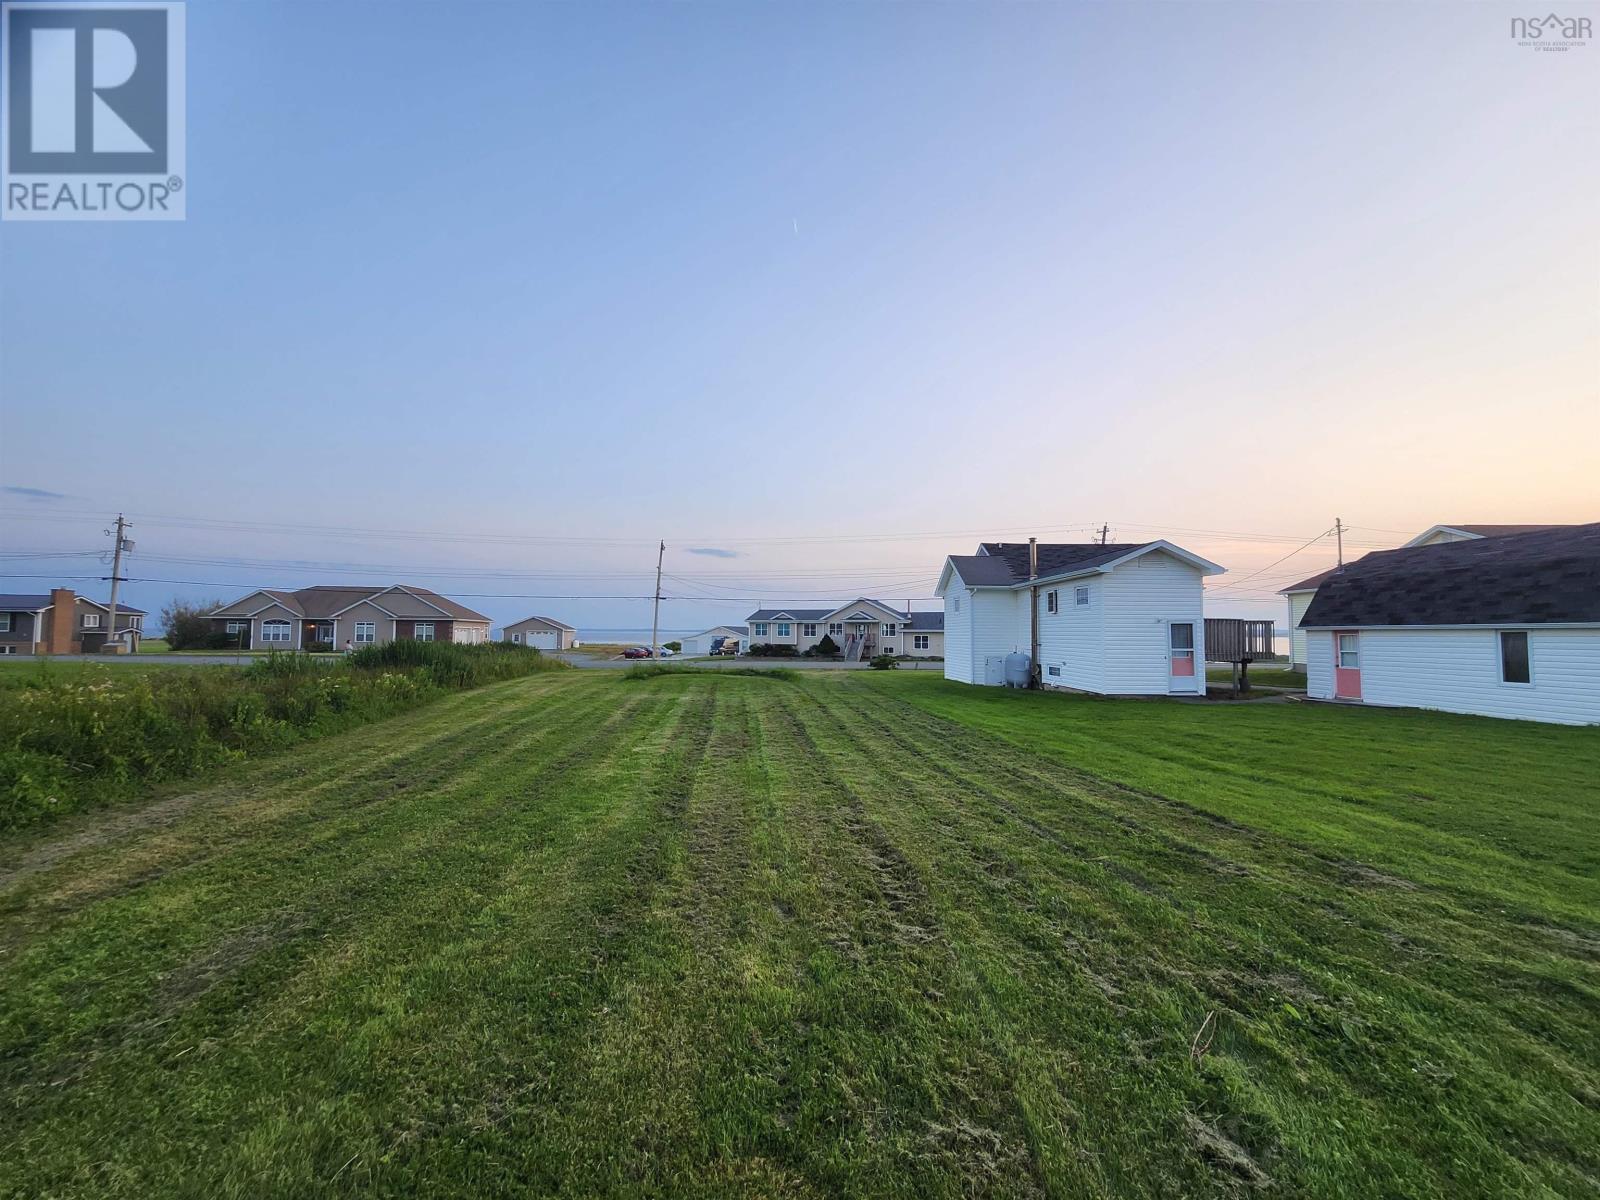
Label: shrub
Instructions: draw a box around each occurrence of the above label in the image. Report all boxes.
[623,664,796,682]
[160,598,226,650]
[869,654,899,670]
[816,634,840,656]
[664,641,682,652]
[746,644,798,658]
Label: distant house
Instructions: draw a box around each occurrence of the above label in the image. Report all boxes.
[0,589,145,655]
[678,625,746,656]
[208,585,491,650]
[745,600,944,659]
[502,615,577,650]
[1280,523,1574,667]
[937,540,1224,693]
[1301,524,1600,725]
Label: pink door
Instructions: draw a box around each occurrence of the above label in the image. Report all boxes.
[1334,631,1362,699]
[1168,622,1197,692]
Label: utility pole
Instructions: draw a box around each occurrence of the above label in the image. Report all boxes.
[103,514,131,654]
[649,539,665,659]
[1098,523,1110,546]
[1334,517,1345,569]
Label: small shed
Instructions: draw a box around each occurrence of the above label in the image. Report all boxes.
[503,615,577,650]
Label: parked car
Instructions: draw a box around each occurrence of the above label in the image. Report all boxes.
[622,646,651,658]
[658,647,674,657]
[714,640,739,656]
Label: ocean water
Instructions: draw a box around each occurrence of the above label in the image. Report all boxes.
[578,628,700,646]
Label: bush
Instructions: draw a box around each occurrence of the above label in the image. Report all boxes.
[623,664,796,682]
[160,598,226,650]
[746,644,798,658]
[0,642,568,831]
[816,634,840,656]
[664,641,682,652]
[869,654,899,670]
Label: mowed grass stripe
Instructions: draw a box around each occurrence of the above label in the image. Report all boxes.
[0,675,683,1197]
[801,676,1599,1196]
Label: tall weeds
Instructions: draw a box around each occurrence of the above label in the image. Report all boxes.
[0,644,567,831]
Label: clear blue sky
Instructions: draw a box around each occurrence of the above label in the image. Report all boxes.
[2,1,1596,633]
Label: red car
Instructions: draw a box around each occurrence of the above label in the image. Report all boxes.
[622,646,652,658]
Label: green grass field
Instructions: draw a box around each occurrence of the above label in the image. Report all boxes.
[1204,665,1306,689]
[2,671,1596,1198]
[0,658,237,689]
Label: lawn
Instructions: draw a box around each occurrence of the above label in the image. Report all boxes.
[1204,665,1306,689]
[1,670,1595,1198]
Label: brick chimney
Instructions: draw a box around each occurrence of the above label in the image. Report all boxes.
[46,588,77,655]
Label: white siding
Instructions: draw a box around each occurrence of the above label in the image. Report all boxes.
[949,589,1028,686]
[1306,629,1334,697]
[942,590,976,682]
[1036,579,1106,692]
[1287,590,1314,667]
[1307,626,1600,725]
[1101,551,1206,694]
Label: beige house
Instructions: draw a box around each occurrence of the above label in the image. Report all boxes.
[745,598,944,660]
[209,585,491,650]
[502,615,577,650]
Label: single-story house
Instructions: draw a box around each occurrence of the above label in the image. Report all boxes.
[208,585,491,650]
[1301,523,1600,725]
[0,589,146,655]
[744,600,944,659]
[677,625,746,656]
[1281,523,1573,667]
[503,615,577,650]
[937,539,1225,693]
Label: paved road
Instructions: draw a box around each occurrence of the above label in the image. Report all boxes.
[552,653,945,672]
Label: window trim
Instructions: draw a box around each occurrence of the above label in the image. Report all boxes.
[753,622,769,637]
[801,623,818,638]
[913,634,929,650]
[414,621,436,642]
[881,623,897,638]
[1337,632,1359,669]
[1046,590,1058,614]
[81,612,101,629]
[1497,630,1532,686]
[776,622,791,638]
[261,619,292,644]
[355,621,376,644]
[1075,586,1090,607]
[827,622,843,637]
[225,620,247,635]
[0,613,10,633]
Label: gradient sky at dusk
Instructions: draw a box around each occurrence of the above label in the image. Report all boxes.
[2,1,1596,633]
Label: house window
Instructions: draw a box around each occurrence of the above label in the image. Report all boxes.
[0,614,10,633]
[1337,633,1359,668]
[1046,590,1058,614]
[355,621,375,644]
[0,645,14,655]
[82,613,101,628]
[802,623,818,637]
[225,621,246,634]
[776,623,791,637]
[1047,665,1061,677]
[129,616,142,628]
[754,622,769,637]
[261,619,291,643]
[512,632,522,644]
[1499,631,1530,684]
[952,596,961,613]
[1075,587,1089,607]
[913,634,929,650]
[882,623,897,637]
[415,622,435,642]
[828,623,843,636]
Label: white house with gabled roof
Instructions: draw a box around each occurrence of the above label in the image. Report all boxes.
[744,598,944,659]
[937,539,1225,693]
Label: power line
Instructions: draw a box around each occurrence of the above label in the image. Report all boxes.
[1205,526,1335,593]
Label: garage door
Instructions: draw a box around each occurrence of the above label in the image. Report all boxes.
[526,630,560,649]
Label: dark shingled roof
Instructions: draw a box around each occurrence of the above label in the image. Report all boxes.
[956,542,1155,586]
[0,593,145,615]
[1299,524,1600,628]
[906,611,944,631]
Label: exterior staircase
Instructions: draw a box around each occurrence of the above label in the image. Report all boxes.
[843,634,869,662]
